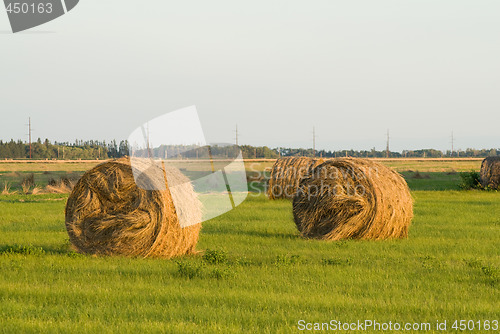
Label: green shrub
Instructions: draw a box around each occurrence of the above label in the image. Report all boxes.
[0,245,45,256]
[176,261,203,279]
[481,265,499,279]
[458,171,482,190]
[322,258,352,266]
[210,267,233,280]
[420,255,443,270]
[275,254,301,266]
[232,256,253,266]
[464,259,498,285]
[203,249,228,265]
[465,258,483,269]
[176,260,233,280]
[67,251,85,258]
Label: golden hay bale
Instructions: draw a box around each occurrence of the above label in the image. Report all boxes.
[267,157,326,200]
[65,157,202,258]
[480,157,500,190]
[293,158,413,240]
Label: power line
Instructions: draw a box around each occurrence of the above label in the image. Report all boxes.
[386,129,390,158]
[451,131,454,157]
[235,124,239,146]
[146,122,152,158]
[29,117,31,159]
[312,126,316,157]
[26,117,32,159]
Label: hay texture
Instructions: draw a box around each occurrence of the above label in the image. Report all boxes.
[65,157,202,258]
[267,157,325,200]
[293,158,413,240]
[480,156,500,190]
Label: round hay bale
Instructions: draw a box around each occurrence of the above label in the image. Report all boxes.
[293,158,413,240]
[480,156,500,190]
[65,157,202,258]
[267,157,326,200]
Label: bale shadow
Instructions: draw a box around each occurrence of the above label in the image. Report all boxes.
[203,228,298,240]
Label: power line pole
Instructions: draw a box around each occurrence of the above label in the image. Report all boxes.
[386,129,390,158]
[312,126,316,157]
[28,117,32,159]
[146,122,152,158]
[451,131,454,157]
[235,124,239,146]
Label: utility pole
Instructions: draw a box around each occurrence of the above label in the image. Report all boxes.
[451,131,454,157]
[235,124,239,146]
[386,129,390,158]
[312,126,316,157]
[146,122,152,158]
[28,117,32,159]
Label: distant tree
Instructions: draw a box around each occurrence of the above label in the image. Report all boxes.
[118,140,130,157]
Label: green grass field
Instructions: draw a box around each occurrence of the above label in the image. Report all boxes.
[0,161,498,333]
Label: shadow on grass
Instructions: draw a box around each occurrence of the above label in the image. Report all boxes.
[0,244,81,257]
[203,228,299,240]
[0,197,67,203]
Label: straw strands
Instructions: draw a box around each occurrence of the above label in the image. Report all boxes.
[267,157,325,200]
[293,158,413,240]
[65,157,202,258]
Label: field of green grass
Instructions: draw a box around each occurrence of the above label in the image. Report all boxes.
[0,160,499,333]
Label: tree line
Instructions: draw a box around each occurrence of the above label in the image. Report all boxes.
[239,146,499,159]
[0,139,497,159]
[0,139,129,160]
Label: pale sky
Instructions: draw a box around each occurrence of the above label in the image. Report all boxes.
[1,0,499,152]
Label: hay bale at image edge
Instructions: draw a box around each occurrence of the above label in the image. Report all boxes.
[480,156,500,189]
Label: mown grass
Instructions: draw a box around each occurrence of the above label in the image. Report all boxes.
[401,171,462,191]
[380,159,482,172]
[0,161,101,172]
[0,183,498,333]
